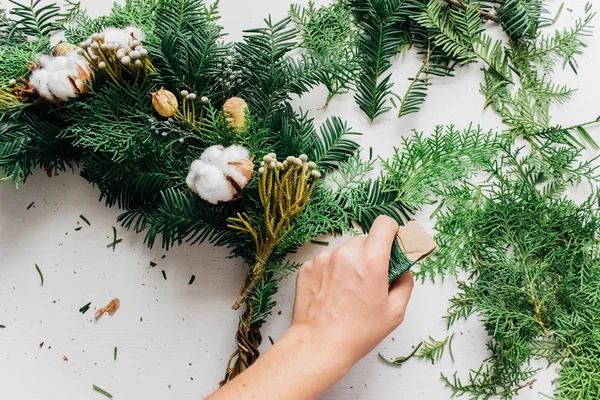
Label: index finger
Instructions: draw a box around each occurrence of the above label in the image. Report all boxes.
[365,215,399,260]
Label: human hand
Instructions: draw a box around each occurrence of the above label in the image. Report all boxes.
[290,215,415,370]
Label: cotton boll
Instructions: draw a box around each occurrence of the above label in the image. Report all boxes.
[124,26,145,42]
[218,145,253,187]
[186,160,235,204]
[47,69,77,101]
[102,27,130,48]
[200,145,225,164]
[29,69,53,101]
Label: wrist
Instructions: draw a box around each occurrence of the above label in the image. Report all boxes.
[282,324,356,378]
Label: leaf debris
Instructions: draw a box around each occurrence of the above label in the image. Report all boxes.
[114,347,117,361]
[79,215,91,226]
[35,264,44,286]
[79,302,91,314]
[26,201,34,210]
[106,227,122,250]
[188,275,195,285]
[93,384,113,399]
[95,298,120,320]
[162,270,167,280]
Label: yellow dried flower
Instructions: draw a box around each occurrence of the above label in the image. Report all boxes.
[222,97,248,131]
[152,88,178,118]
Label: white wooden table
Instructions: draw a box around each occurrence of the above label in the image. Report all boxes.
[1,1,597,398]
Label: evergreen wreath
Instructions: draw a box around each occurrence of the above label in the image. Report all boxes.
[1,0,600,398]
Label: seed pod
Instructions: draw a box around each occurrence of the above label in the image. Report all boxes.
[222,97,248,132]
[152,88,179,118]
[53,43,78,57]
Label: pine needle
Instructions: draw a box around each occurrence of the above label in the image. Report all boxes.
[106,227,121,250]
[79,215,91,226]
[79,302,91,314]
[0,324,5,328]
[162,270,167,280]
[114,347,117,361]
[92,384,113,399]
[35,264,43,286]
[188,275,195,285]
[26,201,34,210]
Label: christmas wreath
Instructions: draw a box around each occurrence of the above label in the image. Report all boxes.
[2,0,600,397]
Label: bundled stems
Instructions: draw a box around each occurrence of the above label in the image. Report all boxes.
[222,153,321,384]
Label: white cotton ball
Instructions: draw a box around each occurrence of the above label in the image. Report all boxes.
[102,27,130,48]
[186,160,235,205]
[29,69,53,101]
[124,26,145,42]
[200,145,225,164]
[218,145,252,186]
[66,51,90,72]
[47,69,77,101]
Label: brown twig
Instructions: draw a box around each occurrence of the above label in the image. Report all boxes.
[513,378,538,394]
[444,0,500,23]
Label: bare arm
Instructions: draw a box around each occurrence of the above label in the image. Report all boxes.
[208,216,415,400]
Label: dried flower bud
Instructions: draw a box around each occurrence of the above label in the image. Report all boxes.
[129,50,141,59]
[201,96,209,104]
[299,154,308,162]
[152,88,178,118]
[181,90,189,97]
[98,62,107,70]
[311,170,322,180]
[263,155,272,163]
[259,167,265,174]
[222,97,248,132]
[121,56,131,65]
[8,79,17,87]
[307,161,317,170]
[268,153,276,159]
[140,48,149,57]
[187,93,197,101]
[53,43,78,57]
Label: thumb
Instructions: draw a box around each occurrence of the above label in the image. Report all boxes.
[388,272,415,318]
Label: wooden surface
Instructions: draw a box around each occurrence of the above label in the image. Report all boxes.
[0,0,597,398]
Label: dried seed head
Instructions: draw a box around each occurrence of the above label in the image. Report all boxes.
[121,56,131,65]
[152,88,178,118]
[180,90,189,97]
[307,161,317,170]
[201,96,209,104]
[222,97,248,132]
[187,93,197,101]
[299,154,308,162]
[311,170,322,180]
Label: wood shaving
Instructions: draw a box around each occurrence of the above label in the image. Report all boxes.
[95,298,120,320]
[63,356,68,361]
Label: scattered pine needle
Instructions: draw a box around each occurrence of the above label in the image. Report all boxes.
[79,215,91,226]
[75,227,82,231]
[188,275,196,285]
[162,270,167,280]
[27,201,35,210]
[95,298,120,320]
[79,302,92,314]
[93,384,113,399]
[39,342,44,348]
[114,347,118,361]
[310,240,330,246]
[0,324,5,328]
[106,227,122,250]
[35,264,44,286]
[150,261,157,267]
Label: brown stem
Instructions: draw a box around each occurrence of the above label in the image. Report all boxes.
[513,378,537,394]
[444,0,500,23]
[220,305,263,386]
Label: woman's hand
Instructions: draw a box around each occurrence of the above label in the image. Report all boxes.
[290,215,415,369]
[208,215,414,400]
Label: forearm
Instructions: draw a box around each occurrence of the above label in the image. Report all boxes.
[207,326,353,400]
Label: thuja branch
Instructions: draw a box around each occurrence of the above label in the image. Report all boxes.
[443,0,500,23]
